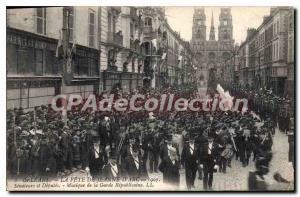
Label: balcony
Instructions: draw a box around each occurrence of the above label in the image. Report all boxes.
[143,26,155,36]
[130,7,139,21]
[107,31,123,47]
[107,60,118,71]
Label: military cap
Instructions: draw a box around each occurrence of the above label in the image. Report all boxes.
[108,147,118,159]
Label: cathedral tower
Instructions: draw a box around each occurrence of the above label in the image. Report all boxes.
[218,8,233,41]
[192,8,206,40]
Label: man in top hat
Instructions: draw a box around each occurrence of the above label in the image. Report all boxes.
[39,133,58,178]
[86,131,107,178]
[72,129,82,169]
[181,132,199,190]
[159,146,180,188]
[103,148,122,178]
[120,131,139,164]
[148,129,162,173]
[199,134,219,190]
[98,116,112,148]
[61,126,75,173]
[29,131,41,176]
[160,133,179,161]
[122,144,148,178]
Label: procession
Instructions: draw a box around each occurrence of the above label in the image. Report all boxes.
[6,84,294,191]
[6,6,294,192]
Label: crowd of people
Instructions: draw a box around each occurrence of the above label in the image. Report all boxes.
[6,85,294,191]
[223,82,293,133]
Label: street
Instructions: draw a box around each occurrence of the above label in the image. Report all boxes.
[6,6,295,192]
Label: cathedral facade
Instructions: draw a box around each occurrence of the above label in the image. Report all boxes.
[191,7,235,91]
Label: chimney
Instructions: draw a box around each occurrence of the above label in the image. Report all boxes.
[246,28,256,39]
[270,7,277,16]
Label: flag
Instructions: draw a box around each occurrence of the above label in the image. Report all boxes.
[64,33,75,85]
[178,56,182,62]
[134,29,139,40]
[55,30,64,59]
[139,33,144,46]
[70,39,76,60]
[151,38,157,49]
[153,63,157,71]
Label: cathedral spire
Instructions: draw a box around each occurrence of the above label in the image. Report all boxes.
[209,11,215,41]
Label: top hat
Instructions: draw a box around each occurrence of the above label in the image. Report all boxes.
[108,147,118,159]
[165,133,173,142]
[91,130,100,140]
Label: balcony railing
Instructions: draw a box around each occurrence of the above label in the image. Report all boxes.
[107,31,123,47]
[143,26,154,35]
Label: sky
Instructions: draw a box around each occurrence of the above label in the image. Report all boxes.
[165,7,271,44]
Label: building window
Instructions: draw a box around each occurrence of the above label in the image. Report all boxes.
[107,49,116,67]
[224,20,227,26]
[35,49,44,76]
[88,58,99,76]
[131,58,135,72]
[272,43,275,60]
[108,11,117,34]
[223,30,229,40]
[63,7,75,42]
[144,42,151,55]
[7,31,64,76]
[277,42,280,60]
[274,43,277,60]
[130,22,134,39]
[88,9,96,47]
[36,8,46,35]
[45,50,58,74]
[144,17,152,27]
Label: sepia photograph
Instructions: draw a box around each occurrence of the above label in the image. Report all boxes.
[5,5,295,191]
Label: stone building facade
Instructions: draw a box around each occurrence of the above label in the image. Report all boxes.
[7,7,101,110]
[191,7,235,91]
[236,7,294,97]
[286,10,294,104]
[138,7,196,88]
[99,7,144,92]
[6,6,196,110]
